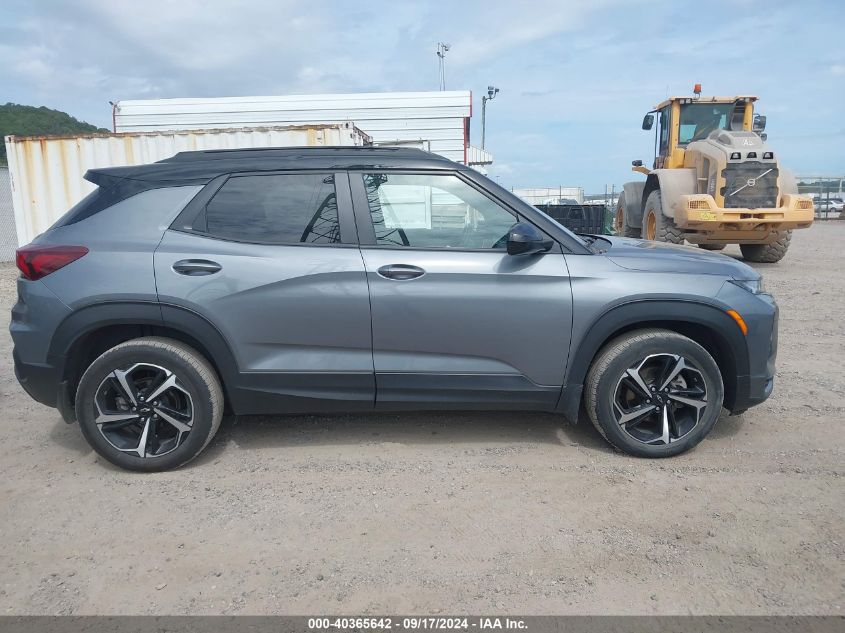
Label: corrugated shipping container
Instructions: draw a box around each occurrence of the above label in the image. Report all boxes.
[113,91,473,165]
[5,123,369,246]
[511,187,585,206]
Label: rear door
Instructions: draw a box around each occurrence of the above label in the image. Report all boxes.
[154,171,374,413]
[350,170,574,410]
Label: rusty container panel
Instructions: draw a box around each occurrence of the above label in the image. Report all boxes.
[4,123,370,246]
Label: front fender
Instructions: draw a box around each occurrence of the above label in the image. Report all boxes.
[556,299,749,423]
[650,169,697,219]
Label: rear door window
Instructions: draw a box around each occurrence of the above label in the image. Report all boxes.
[202,173,341,244]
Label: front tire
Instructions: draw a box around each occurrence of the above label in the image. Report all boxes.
[75,337,224,472]
[584,329,724,457]
[740,231,792,263]
[643,191,684,244]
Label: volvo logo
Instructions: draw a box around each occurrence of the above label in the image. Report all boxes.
[746,178,757,188]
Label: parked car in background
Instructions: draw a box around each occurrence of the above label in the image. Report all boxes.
[814,197,844,215]
[12,147,778,471]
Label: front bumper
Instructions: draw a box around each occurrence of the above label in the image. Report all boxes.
[675,194,814,243]
[722,290,779,413]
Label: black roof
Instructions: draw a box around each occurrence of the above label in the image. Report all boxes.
[85,146,459,186]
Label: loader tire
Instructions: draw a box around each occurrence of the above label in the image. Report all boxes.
[615,194,641,237]
[740,231,792,263]
[643,191,684,244]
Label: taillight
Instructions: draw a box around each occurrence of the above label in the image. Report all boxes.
[16,245,89,281]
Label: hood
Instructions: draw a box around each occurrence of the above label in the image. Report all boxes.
[596,235,760,280]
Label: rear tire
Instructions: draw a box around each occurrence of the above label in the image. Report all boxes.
[740,231,792,263]
[698,244,726,251]
[615,195,641,238]
[643,191,684,244]
[584,329,724,458]
[75,337,224,472]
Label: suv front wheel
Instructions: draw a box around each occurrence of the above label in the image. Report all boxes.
[584,329,724,457]
[75,337,224,471]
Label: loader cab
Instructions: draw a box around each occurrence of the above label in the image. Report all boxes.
[640,91,758,170]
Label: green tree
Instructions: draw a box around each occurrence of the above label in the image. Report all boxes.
[0,103,109,164]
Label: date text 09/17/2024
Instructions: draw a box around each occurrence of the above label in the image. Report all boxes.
[307,617,528,630]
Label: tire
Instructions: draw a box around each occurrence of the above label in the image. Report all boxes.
[739,231,792,263]
[75,337,224,472]
[615,194,641,238]
[584,328,724,458]
[698,243,725,251]
[643,191,684,244]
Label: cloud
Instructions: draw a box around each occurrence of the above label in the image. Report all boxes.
[0,0,842,191]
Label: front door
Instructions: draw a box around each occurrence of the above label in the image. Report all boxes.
[350,171,573,410]
[154,171,374,413]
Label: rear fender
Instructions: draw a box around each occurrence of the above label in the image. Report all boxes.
[621,181,646,228]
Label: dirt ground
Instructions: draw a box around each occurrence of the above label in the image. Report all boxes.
[0,223,843,616]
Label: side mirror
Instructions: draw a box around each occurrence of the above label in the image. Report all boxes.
[507,222,553,256]
[753,114,767,132]
[642,113,654,130]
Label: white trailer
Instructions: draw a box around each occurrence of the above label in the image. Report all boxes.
[112,91,492,167]
[4,123,369,247]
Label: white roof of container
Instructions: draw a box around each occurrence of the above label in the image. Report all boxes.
[114,91,472,164]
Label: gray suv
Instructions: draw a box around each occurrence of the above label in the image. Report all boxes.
[11,147,777,471]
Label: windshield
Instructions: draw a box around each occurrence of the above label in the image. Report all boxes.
[678,102,737,145]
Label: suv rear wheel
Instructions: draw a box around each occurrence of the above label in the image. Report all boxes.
[75,337,223,471]
[584,329,724,457]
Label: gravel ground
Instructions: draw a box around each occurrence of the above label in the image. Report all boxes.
[0,223,843,615]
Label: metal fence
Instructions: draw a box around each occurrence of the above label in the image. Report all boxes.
[796,176,844,220]
[0,168,18,262]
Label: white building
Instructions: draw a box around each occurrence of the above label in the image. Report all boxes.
[113,90,492,167]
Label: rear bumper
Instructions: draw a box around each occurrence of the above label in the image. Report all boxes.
[13,348,59,407]
[675,194,814,243]
[13,349,76,422]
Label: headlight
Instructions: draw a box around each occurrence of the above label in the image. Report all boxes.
[730,278,766,294]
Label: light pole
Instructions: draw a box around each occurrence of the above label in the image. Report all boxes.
[436,43,450,91]
[481,85,499,150]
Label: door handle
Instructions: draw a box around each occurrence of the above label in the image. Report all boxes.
[377,264,425,280]
[172,259,222,276]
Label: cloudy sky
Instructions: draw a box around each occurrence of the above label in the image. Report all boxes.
[2,0,843,191]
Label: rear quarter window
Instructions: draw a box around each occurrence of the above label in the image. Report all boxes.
[50,178,156,230]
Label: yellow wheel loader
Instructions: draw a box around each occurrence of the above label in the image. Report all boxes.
[615,85,814,262]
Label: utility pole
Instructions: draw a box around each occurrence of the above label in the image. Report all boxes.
[436,43,450,91]
[481,85,499,150]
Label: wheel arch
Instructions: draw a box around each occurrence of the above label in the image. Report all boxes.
[557,299,749,423]
[644,169,696,219]
[49,302,239,410]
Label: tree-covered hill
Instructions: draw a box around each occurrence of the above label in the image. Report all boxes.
[1,103,109,163]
